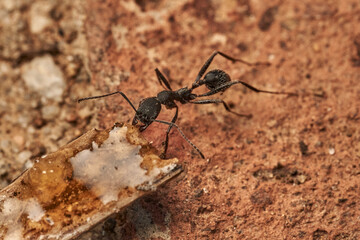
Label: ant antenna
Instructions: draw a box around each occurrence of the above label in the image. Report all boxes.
[78,91,137,111]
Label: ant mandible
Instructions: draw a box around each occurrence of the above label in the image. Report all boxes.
[78,51,295,159]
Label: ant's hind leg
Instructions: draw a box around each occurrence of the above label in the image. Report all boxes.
[195,51,220,83]
[195,51,270,83]
[191,99,252,118]
[155,68,173,91]
[160,107,178,159]
[198,80,297,97]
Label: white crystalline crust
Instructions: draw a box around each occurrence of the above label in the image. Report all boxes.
[21,55,65,102]
[70,126,176,205]
[1,198,45,240]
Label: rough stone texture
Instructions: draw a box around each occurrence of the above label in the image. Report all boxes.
[21,55,65,102]
[0,0,360,239]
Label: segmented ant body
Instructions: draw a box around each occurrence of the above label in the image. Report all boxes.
[78,51,295,159]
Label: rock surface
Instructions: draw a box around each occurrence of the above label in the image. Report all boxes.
[0,0,359,239]
[21,55,65,102]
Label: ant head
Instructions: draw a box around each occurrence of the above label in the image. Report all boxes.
[136,97,162,124]
[204,69,231,91]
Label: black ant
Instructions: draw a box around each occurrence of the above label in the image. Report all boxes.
[78,51,295,159]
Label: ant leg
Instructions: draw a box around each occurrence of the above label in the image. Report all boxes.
[139,124,150,132]
[160,106,179,159]
[78,91,137,112]
[195,51,270,83]
[155,68,173,90]
[195,51,221,83]
[153,119,205,159]
[191,99,252,118]
[199,80,297,97]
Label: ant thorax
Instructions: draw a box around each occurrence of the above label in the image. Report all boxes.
[157,90,174,103]
[176,87,196,103]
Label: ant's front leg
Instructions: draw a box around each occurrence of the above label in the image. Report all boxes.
[160,106,178,159]
[154,119,205,159]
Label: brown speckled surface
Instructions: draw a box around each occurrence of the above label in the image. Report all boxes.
[1,0,360,239]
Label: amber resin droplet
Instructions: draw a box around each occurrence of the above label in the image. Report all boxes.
[0,123,181,240]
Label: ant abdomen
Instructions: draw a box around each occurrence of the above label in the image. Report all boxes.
[203,69,231,91]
